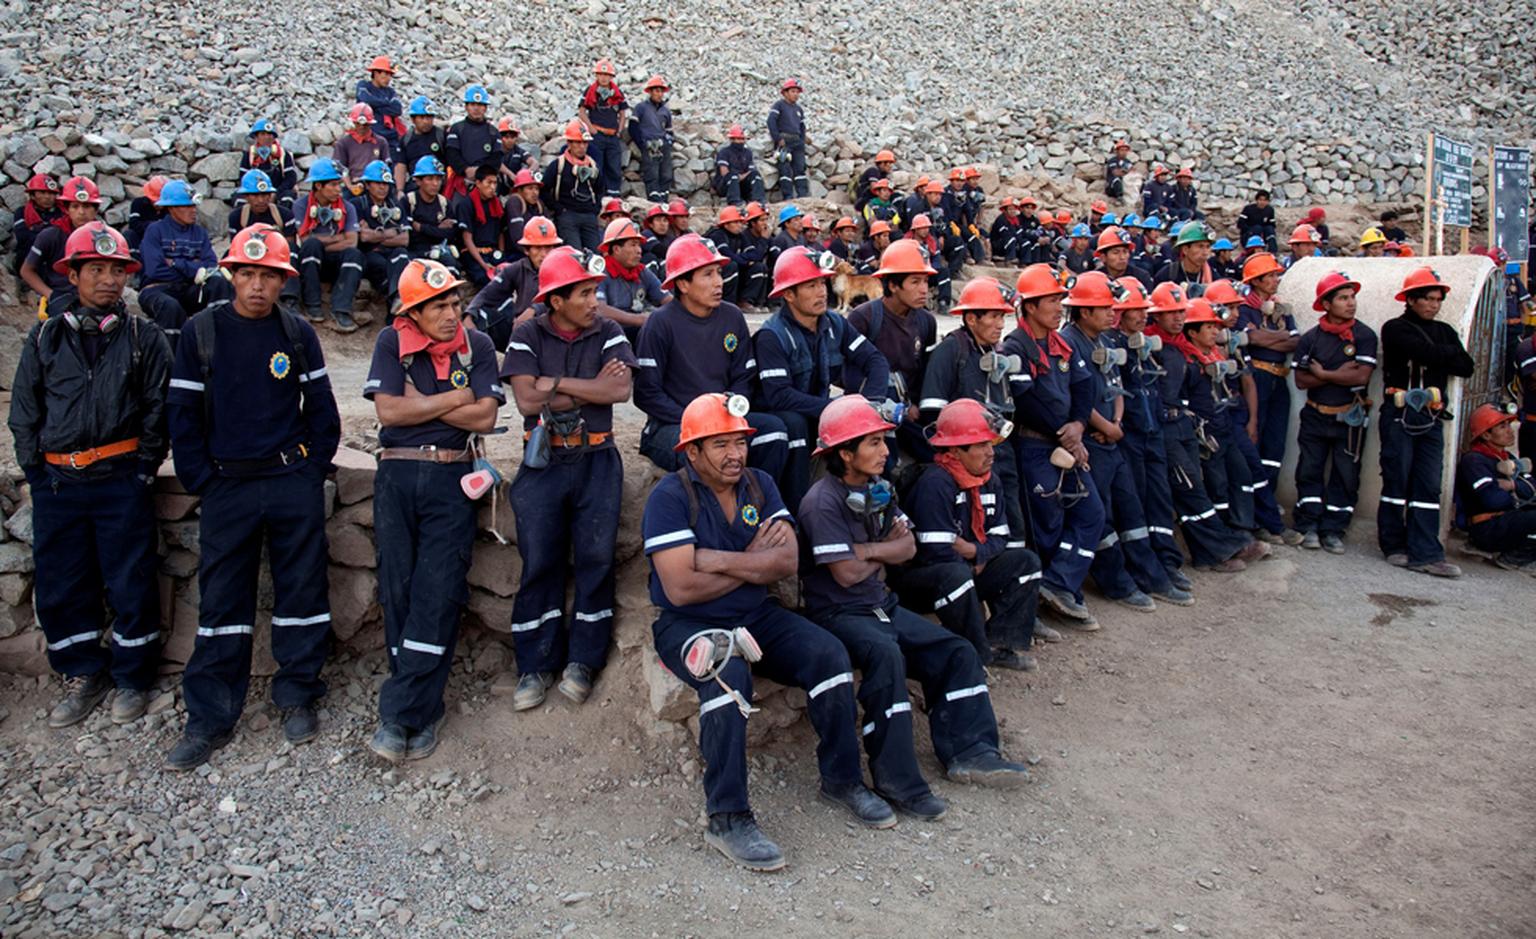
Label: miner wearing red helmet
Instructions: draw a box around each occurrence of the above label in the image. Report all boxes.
[11,173,61,278]
[577,58,629,200]
[20,176,101,303]
[640,203,675,278]
[499,245,637,712]
[333,103,391,192]
[712,124,766,207]
[767,78,808,199]
[631,75,675,202]
[502,166,547,256]
[1455,404,1536,569]
[1105,139,1133,200]
[8,221,171,732]
[798,395,1029,818]
[632,235,789,482]
[754,246,891,509]
[595,217,667,343]
[826,215,861,264]
[164,224,341,771]
[363,258,501,763]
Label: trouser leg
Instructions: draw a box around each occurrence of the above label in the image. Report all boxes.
[974,546,1040,649]
[1254,371,1290,519]
[1215,418,1256,531]
[989,441,1030,548]
[654,612,755,815]
[1167,429,1245,566]
[1293,408,1329,533]
[791,141,808,198]
[298,238,326,310]
[1404,420,1447,564]
[1126,426,1184,572]
[1100,444,1171,594]
[326,248,363,313]
[31,477,110,680]
[1020,437,1104,598]
[1321,423,1362,537]
[894,604,999,769]
[182,479,264,738]
[772,411,811,512]
[1470,511,1536,557]
[1233,406,1284,533]
[261,472,332,710]
[138,286,188,339]
[889,561,986,660]
[1085,443,1139,600]
[508,458,574,675]
[819,610,929,801]
[639,420,684,472]
[746,605,862,790]
[1375,404,1411,557]
[719,259,740,305]
[567,448,623,671]
[93,474,162,689]
[745,412,788,482]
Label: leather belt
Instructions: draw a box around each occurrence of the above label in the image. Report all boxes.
[44,437,140,468]
[379,446,473,464]
[1306,399,1369,416]
[217,444,310,475]
[530,430,611,449]
[1251,360,1289,377]
[1014,427,1054,443]
[1470,510,1505,525]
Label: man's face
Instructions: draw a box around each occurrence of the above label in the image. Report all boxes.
[783,88,801,103]
[1253,271,1280,295]
[411,115,436,134]
[925,190,941,206]
[876,159,894,173]
[231,265,286,314]
[1363,243,1384,258]
[724,220,747,236]
[648,216,670,234]
[1077,305,1114,334]
[1256,194,1270,207]
[551,281,599,332]
[785,279,828,319]
[612,238,643,267]
[68,259,129,309]
[517,183,540,202]
[648,88,666,103]
[891,272,928,310]
[872,232,890,251]
[474,176,497,199]
[466,103,487,121]
[366,180,392,203]
[167,205,197,226]
[1487,422,1517,450]
[417,176,443,199]
[64,203,98,227]
[371,70,391,88]
[1026,296,1064,333]
[1324,288,1358,320]
[1153,310,1185,333]
[679,264,724,309]
[845,433,888,478]
[410,293,463,342]
[314,181,342,204]
[838,228,856,245]
[1182,242,1211,268]
[966,309,1005,346]
[954,441,994,477]
[1104,245,1130,273]
[253,132,276,149]
[1408,289,1444,320]
[247,191,274,213]
[1118,306,1148,333]
[527,244,553,269]
[1190,322,1222,349]
[500,131,520,151]
[31,191,56,211]
[688,433,748,487]
[567,139,589,161]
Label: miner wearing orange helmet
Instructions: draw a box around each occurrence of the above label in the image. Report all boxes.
[578,58,629,199]
[1233,252,1304,546]
[848,240,939,459]
[596,217,667,343]
[630,75,675,202]
[703,204,763,310]
[854,218,894,274]
[9,221,171,731]
[989,197,1026,265]
[854,149,896,212]
[1455,404,1536,570]
[540,119,604,251]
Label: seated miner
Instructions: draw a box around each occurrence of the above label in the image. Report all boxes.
[1455,404,1536,572]
[642,392,895,873]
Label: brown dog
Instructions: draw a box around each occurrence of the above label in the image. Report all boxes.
[830,259,880,313]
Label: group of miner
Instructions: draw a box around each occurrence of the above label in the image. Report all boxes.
[8,55,1536,874]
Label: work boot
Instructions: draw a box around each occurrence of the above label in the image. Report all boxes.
[1116,590,1156,612]
[819,782,896,829]
[1409,560,1461,578]
[1300,531,1321,550]
[946,750,1031,788]
[1197,557,1247,573]
[1152,585,1195,606]
[1280,529,1305,546]
[989,647,1037,671]
[165,730,232,771]
[1236,540,1272,563]
[281,705,319,745]
[351,307,375,327]
[879,790,948,822]
[512,672,554,711]
[557,663,594,705]
[368,722,408,763]
[1040,587,1094,624]
[1321,534,1346,555]
[331,311,358,334]
[1166,568,1194,591]
[1032,623,1063,643]
[1494,553,1530,571]
[110,688,150,725]
[704,812,785,872]
[1385,552,1410,567]
[303,306,327,324]
[48,672,112,729]
[1256,529,1285,545]
[405,719,441,761]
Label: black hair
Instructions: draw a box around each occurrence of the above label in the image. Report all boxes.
[545,281,585,306]
[1380,210,1399,222]
[881,272,926,298]
[1254,189,1271,200]
[821,448,849,478]
[475,164,499,182]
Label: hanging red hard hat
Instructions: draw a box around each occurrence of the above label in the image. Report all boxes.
[534,246,606,302]
[812,394,894,456]
[60,176,101,206]
[662,233,727,288]
[220,224,297,277]
[1147,282,1188,314]
[1015,263,1067,302]
[601,218,642,249]
[397,258,464,313]
[518,216,562,247]
[1063,271,1118,308]
[928,399,1002,448]
[951,276,1014,314]
[1394,266,1452,302]
[53,221,138,275]
[1112,277,1150,312]
[769,246,834,298]
[25,173,58,193]
[1094,227,1134,254]
[874,239,936,278]
[1182,298,1224,327]
[1312,270,1360,311]
[1468,403,1517,439]
[676,392,755,450]
[1241,251,1284,283]
[1203,279,1244,305]
[600,197,625,216]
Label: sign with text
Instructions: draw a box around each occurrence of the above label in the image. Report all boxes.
[1492,145,1531,262]
[1432,134,1474,228]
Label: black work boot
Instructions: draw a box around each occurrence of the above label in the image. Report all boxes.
[878,789,949,822]
[281,705,319,745]
[704,812,785,872]
[369,722,408,763]
[818,782,896,829]
[166,730,233,771]
[405,719,441,761]
[947,750,1031,788]
[48,672,112,729]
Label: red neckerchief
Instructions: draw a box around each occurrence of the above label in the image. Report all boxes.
[298,197,347,238]
[1472,441,1508,461]
[1022,319,1073,376]
[549,320,582,342]
[394,317,468,381]
[604,255,641,282]
[470,188,504,225]
[1317,314,1355,343]
[1146,321,1176,344]
[23,202,64,232]
[934,452,991,543]
[1171,331,1223,366]
[580,81,628,112]
[347,127,375,144]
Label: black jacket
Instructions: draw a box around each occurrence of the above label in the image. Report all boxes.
[8,307,172,482]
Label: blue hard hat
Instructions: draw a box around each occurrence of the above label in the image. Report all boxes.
[412,155,445,178]
[247,119,276,137]
[236,169,275,195]
[1101,212,1120,226]
[1509,262,1523,276]
[1245,235,1265,248]
[1122,212,1141,227]
[463,84,490,105]
[1141,215,1163,230]
[1212,238,1234,251]
[155,179,198,207]
[777,204,804,225]
[306,159,342,184]
[1168,221,1187,237]
[407,95,437,117]
[360,160,392,184]
[1070,223,1091,238]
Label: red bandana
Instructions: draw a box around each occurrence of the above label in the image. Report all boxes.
[298,198,347,238]
[935,452,991,543]
[1171,332,1223,366]
[604,255,640,282]
[469,188,504,225]
[1472,441,1508,461]
[1022,321,1073,376]
[393,317,469,381]
[1317,314,1355,343]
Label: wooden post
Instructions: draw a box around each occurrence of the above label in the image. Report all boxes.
[1423,132,1435,256]
[1459,227,1470,255]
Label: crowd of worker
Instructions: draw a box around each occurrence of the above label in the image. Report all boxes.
[9,56,1536,874]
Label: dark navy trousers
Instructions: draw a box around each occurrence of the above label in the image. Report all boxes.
[1017,437,1103,601]
[1121,423,1185,575]
[891,549,1040,658]
[1087,441,1172,595]
[1376,404,1447,564]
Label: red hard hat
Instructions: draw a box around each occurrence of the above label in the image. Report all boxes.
[717,205,745,225]
[867,220,893,237]
[367,55,395,74]
[874,149,896,163]
[676,392,755,450]
[25,173,58,193]
[397,258,464,313]
[952,276,1014,314]
[534,246,605,302]
[1312,271,1360,311]
[667,197,691,218]
[497,116,522,135]
[643,74,669,92]
[220,224,297,277]
[645,204,667,221]
[743,201,766,221]
[563,119,592,142]
[1468,403,1516,439]
[1064,271,1118,307]
[1113,138,1129,150]
[600,197,625,215]
[662,233,727,288]
[1113,277,1150,312]
[1203,279,1243,305]
[1035,210,1053,225]
[908,213,932,231]
[1288,224,1320,245]
[53,221,138,275]
[1241,252,1284,282]
[518,215,562,247]
[1182,298,1224,326]
[1090,199,1109,214]
[832,216,857,232]
[999,197,1016,209]
[781,77,802,92]
[512,169,538,188]
[812,394,894,456]
[1153,163,1169,177]
[874,239,936,278]
[60,176,101,206]
[1094,227,1134,254]
[1147,282,1188,314]
[142,176,168,204]
[929,399,1002,448]
[1015,263,1067,302]
[1306,207,1326,223]
[594,58,617,76]
[727,124,746,140]
[802,215,821,232]
[1395,266,1451,302]
[1055,209,1073,225]
[601,218,642,249]
[1176,166,1194,179]
[348,102,375,125]
[770,246,834,298]
[964,167,981,180]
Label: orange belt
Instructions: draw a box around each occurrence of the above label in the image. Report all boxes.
[44,437,140,469]
[1305,399,1369,416]
[1524,414,1536,423]
[1470,511,1504,525]
[524,430,611,448]
[1251,360,1289,377]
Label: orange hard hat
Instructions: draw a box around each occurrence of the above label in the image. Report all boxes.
[1182,298,1223,326]
[600,218,642,249]
[770,246,834,298]
[1395,244,1415,258]
[1018,194,1038,207]
[142,175,168,204]
[61,176,101,206]
[220,224,296,277]
[1015,263,1067,302]
[1152,163,1170,177]
[1090,199,1109,214]
[913,175,930,189]
[952,277,1015,315]
[874,239,936,278]
[832,216,857,232]
[397,258,464,312]
[964,167,981,180]
[812,394,894,456]
[743,201,767,221]
[717,205,745,225]
[1176,166,1194,179]
[1288,224,1320,245]
[802,215,821,231]
[1113,277,1150,312]
[1394,265,1451,302]
[1064,271,1119,308]
[1203,279,1244,305]
[929,399,1003,448]
[1054,209,1073,225]
[870,177,893,194]
[908,213,932,231]
[1241,251,1284,283]
[998,197,1016,209]
[1147,282,1188,314]
[643,74,670,92]
[563,119,592,142]
[593,58,616,76]
[874,149,896,163]
[1312,270,1360,311]
[675,393,755,450]
[534,245,605,302]
[1094,227,1134,254]
[867,220,893,237]
[497,116,522,135]
[662,233,727,288]
[54,221,138,276]
[921,180,944,195]
[1035,210,1053,226]
[727,123,746,140]
[1468,403,1517,439]
[518,216,562,247]
[368,55,395,74]
[947,168,966,182]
